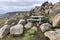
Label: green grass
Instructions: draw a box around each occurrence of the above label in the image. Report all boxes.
[27,29,36,35]
[0,19,5,28]
[0,30,50,40]
[39,30,50,40]
[0,35,20,40]
[0,14,50,40]
[0,34,34,40]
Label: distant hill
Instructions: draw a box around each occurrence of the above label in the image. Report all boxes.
[0,11,30,19]
[0,1,60,20]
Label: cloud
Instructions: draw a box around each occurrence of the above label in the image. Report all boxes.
[0,0,60,14]
[0,0,18,2]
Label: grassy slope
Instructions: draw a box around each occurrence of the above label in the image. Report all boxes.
[0,30,50,40]
[0,14,50,40]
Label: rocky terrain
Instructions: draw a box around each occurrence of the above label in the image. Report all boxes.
[0,1,60,40]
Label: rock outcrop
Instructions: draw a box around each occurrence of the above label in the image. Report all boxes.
[39,1,60,28]
[0,1,60,39]
[0,25,10,38]
[52,14,60,27]
[49,2,60,21]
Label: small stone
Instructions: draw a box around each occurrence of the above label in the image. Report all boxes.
[24,22,32,29]
[31,26,37,32]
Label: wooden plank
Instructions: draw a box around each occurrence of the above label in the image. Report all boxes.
[30,16,44,18]
[27,19,42,21]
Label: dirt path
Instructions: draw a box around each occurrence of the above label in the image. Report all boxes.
[34,25,45,40]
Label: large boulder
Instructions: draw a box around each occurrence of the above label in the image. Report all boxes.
[0,25,10,38]
[40,23,52,32]
[10,24,23,36]
[24,22,32,29]
[44,30,60,40]
[52,14,60,27]
[44,31,56,40]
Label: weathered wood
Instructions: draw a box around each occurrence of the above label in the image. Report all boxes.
[30,16,44,18]
[27,19,42,21]
[27,15,45,22]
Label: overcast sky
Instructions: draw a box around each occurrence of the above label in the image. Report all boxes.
[0,0,60,14]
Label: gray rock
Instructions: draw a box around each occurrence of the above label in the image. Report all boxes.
[44,31,56,40]
[10,24,23,36]
[52,14,60,27]
[40,23,52,32]
[24,22,32,29]
[31,26,37,32]
[49,2,60,18]
[49,2,60,23]
[0,25,10,38]
[18,19,26,25]
[44,30,60,40]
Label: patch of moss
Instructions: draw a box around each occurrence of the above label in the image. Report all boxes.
[22,35,34,40]
[27,29,36,35]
